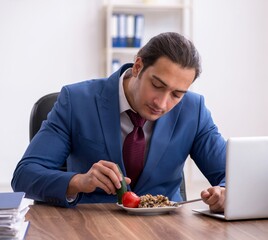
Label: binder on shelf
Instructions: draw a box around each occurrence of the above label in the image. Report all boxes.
[118,14,127,47]
[126,14,135,47]
[112,59,121,73]
[112,13,119,47]
[111,13,144,48]
[134,14,144,48]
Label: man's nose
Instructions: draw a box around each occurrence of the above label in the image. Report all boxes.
[154,93,169,109]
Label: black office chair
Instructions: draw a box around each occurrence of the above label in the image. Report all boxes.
[29,92,59,141]
[29,92,67,171]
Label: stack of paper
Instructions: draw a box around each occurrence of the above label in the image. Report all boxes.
[0,192,30,240]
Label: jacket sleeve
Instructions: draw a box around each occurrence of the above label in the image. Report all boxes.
[190,95,226,187]
[11,87,82,207]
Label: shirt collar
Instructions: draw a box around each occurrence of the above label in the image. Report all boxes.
[119,68,133,114]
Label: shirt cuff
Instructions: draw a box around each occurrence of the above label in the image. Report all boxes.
[66,194,78,203]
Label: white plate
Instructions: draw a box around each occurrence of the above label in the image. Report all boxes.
[116,202,182,215]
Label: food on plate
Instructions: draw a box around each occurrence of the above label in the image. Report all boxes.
[138,194,175,208]
[120,192,176,208]
[115,165,175,208]
[116,164,127,204]
[122,191,141,208]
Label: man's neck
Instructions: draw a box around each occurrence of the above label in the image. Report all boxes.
[123,68,132,81]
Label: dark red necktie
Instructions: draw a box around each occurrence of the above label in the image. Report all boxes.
[123,110,146,188]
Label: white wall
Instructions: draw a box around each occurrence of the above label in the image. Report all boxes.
[192,0,268,138]
[1,0,268,190]
[187,0,268,187]
[0,0,105,189]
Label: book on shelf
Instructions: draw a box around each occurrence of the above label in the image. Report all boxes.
[0,192,31,240]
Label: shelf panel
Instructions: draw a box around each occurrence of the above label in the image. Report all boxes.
[108,3,191,13]
[110,48,140,55]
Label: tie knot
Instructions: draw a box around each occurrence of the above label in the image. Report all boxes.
[126,110,146,127]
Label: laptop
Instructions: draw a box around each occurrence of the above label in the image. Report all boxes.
[193,136,268,220]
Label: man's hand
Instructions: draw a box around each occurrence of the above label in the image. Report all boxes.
[201,186,225,213]
[66,160,131,198]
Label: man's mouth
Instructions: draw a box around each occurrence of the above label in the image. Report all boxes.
[147,105,164,115]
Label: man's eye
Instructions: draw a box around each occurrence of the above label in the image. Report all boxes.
[152,82,163,89]
[172,93,183,99]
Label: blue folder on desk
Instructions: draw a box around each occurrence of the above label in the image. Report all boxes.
[0,192,25,210]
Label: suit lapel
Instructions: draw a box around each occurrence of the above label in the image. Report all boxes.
[96,64,133,170]
[96,78,123,168]
[134,103,183,191]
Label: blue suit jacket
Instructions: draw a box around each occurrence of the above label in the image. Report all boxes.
[12,64,226,207]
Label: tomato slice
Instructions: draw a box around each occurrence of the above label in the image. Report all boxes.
[122,191,141,208]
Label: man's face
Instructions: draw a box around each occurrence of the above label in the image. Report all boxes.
[127,57,195,121]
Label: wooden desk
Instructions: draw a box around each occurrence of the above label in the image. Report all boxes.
[25,201,268,240]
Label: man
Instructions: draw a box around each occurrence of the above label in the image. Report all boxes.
[12,32,226,212]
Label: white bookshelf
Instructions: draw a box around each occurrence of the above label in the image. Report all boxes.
[104,0,193,75]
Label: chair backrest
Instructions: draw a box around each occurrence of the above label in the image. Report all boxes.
[29,92,59,141]
[29,92,68,172]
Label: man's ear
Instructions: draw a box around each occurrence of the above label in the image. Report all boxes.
[132,57,143,77]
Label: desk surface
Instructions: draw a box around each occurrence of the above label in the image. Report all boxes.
[25,201,268,240]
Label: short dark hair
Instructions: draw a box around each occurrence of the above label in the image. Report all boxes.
[137,32,201,81]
